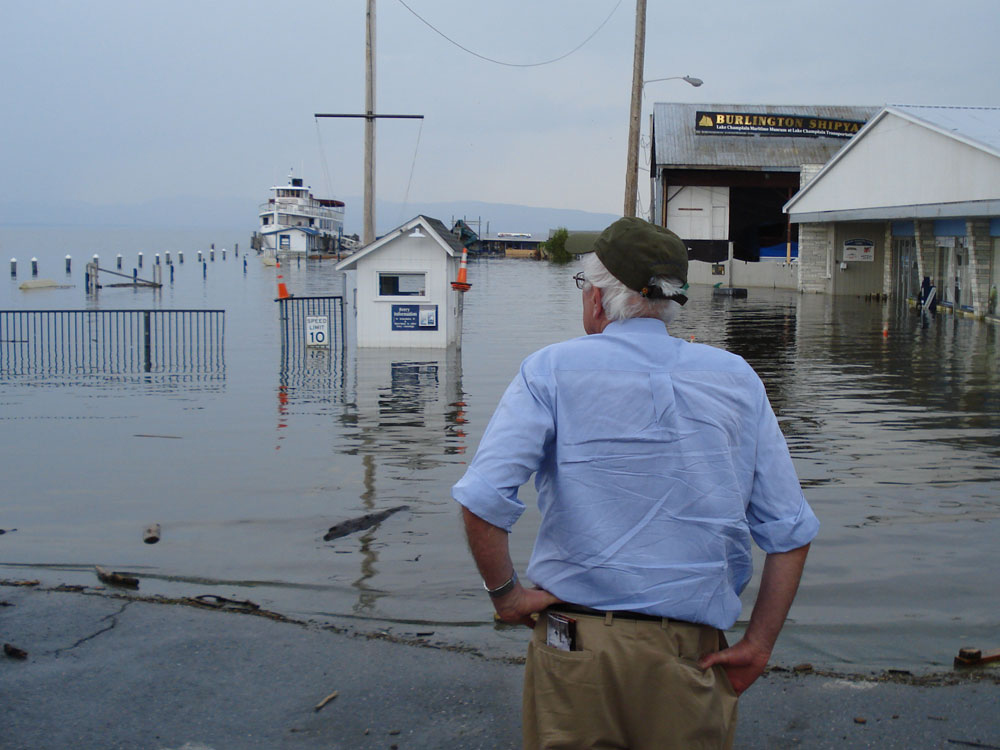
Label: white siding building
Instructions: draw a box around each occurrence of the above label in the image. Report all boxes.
[336,216,466,348]
[785,105,1000,317]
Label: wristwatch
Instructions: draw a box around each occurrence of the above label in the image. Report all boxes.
[484,570,518,599]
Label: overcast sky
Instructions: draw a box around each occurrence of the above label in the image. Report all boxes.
[2,0,998,223]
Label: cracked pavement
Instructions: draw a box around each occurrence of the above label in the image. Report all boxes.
[2,585,999,749]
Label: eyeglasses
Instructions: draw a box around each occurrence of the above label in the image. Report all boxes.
[573,272,586,290]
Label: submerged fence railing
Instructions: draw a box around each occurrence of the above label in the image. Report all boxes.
[277,295,346,357]
[0,309,225,375]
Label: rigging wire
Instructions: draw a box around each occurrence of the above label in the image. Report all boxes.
[393,0,623,68]
[315,117,336,199]
[398,118,425,226]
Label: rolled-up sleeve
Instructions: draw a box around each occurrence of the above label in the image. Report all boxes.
[746,385,820,553]
[451,360,555,531]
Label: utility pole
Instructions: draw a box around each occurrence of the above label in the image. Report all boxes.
[315,0,422,246]
[623,0,646,218]
[364,0,376,245]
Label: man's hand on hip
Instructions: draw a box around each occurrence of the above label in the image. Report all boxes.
[697,638,770,695]
[493,584,562,629]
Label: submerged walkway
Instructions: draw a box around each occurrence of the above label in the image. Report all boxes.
[1,585,998,749]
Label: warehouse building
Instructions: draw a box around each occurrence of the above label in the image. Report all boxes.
[650,103,877,288]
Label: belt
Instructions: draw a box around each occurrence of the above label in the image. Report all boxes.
[554,603,667,623]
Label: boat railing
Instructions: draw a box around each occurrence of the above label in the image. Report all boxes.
[258,200,344,219]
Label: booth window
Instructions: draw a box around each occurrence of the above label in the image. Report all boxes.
[379,272,425,296]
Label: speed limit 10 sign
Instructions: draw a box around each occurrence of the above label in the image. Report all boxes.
[306,316,329,347]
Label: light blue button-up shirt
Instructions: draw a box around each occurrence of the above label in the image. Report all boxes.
[452,317,819,630]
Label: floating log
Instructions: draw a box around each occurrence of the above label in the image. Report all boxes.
[323,505,409,542]
[19,279,71,290]
[95,565,139,589]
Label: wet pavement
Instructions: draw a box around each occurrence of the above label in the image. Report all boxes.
[2,584,998,750]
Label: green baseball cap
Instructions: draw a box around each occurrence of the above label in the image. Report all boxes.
[591,217,688,295]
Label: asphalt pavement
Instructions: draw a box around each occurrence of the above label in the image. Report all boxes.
[2,584,998,750]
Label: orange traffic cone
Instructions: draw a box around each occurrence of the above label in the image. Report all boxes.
[276,260,290,299]
[451,247,472,292]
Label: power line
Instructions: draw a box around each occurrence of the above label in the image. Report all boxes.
[393,0,623,68]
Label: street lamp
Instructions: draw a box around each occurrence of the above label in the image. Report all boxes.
[624,74,703,218]
[644,75,703,88]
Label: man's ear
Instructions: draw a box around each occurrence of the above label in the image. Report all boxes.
[590,285,605,319]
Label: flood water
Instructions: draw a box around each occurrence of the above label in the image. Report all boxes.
[2,225,998,673]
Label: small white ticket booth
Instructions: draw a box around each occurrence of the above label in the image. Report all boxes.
[335,215,466,348]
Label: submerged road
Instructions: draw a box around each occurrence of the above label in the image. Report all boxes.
[2,585,998,749]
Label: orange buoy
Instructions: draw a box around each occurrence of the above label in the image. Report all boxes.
[451,247,472,292]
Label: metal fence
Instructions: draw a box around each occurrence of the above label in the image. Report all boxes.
[0,309,225,375]
[277,295,346,356]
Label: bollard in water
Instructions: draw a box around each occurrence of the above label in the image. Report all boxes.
[178,251,184,264]
[155,253,160,265]
[117,254,123,270]
[235,242,239,257]
[210,248,215,262]
[9,258,15,278]
[31,257,38,277]
[138,252,143,268]
[165,251,171,265]
[65,255,72,274]
[197,250,203,263]
[243,257,247,273]
[142,524,161,544]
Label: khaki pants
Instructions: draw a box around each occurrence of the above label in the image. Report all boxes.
[523,609,737,750]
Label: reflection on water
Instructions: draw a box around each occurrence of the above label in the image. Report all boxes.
[2,233,999,672]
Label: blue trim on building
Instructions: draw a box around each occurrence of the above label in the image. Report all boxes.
[759,241,798,258]
[891,221,915,237]
[991,218,1000,237]
[933,219,966,236]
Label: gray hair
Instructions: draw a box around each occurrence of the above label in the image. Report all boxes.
[580,252,683,326]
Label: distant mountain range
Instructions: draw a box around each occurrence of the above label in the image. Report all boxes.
[0,195,620,237]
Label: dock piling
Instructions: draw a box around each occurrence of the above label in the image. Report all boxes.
[31,258,38,277]
[9,258,15,278]
[65,255,71,274]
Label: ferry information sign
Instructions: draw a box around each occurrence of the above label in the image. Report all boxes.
[306,316,329,347]
[391,304,438,331]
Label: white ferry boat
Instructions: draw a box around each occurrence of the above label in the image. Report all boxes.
[257,174,353,258]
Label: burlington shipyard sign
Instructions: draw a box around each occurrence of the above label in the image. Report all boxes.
[695,111,865,138]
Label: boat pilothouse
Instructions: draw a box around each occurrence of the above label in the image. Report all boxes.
[257,173,349,257]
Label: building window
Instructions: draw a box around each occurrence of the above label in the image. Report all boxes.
[378,272,425,296]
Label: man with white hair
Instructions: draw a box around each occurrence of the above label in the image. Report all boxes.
[453,217,818,749]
